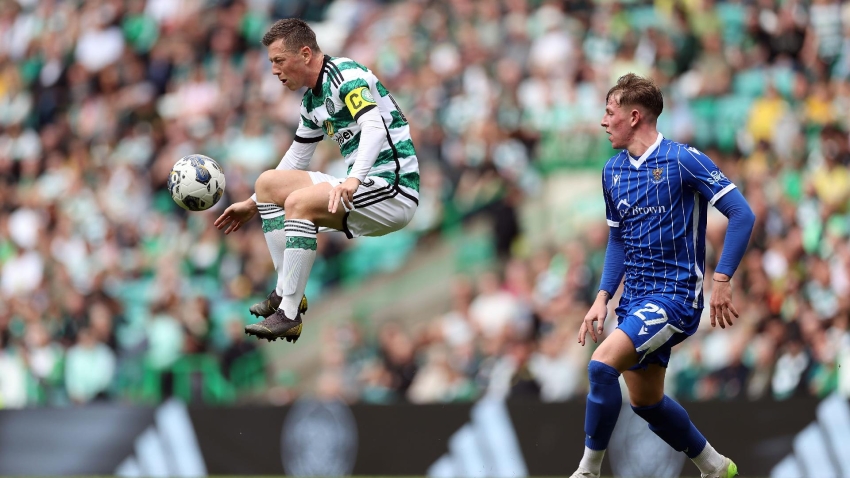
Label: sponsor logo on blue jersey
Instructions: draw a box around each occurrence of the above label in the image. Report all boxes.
[617,199,668,217]
[707,170,727,184]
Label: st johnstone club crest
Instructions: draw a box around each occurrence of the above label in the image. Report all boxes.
[651,167,664,184]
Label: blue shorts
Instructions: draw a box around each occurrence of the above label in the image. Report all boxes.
[615,295,701,370]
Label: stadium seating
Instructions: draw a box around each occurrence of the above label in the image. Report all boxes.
[1,0,848,407]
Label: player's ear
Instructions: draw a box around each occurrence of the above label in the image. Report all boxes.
[630,108,641,127]
[300,46,312,62]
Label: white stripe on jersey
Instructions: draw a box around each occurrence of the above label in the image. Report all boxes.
[663,142,679,298]
[643,152,657,295]
[654,147,666,297]
[691,191,703,308]
[676,145,693,303]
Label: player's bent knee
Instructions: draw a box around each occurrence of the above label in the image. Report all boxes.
[283,189,303,215]
[587,360,620,385]
[255,170,280,203]
[283,188,319,219]
[590,348,626,372]
[590,329,639,371]
[256,170,310,205]
[629,392,664,408]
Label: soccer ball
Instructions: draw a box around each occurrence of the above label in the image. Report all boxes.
[168,154,226,211]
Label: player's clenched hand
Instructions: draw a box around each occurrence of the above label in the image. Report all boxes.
[710,275,738,329]
[214,198,258,235]
[579,293,610,346]
[328,177,361,214]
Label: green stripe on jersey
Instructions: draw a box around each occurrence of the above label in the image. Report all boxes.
[322,79,333,104]
[339,78,369,99]
[399,171,420,191]
[387,139,416,162]
[376,81,389,97]
[303,92,321,113]
[370,171,420,192]
[347,139,416,174]
[334,61,368,73]
[340,132,361,157]
[389,110,408,129]
[302,76,334,113]
[301,115,320,130]
[326,111,355,134]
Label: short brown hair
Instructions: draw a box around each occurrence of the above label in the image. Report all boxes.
[606,73,663,120]
[262,18,321,52]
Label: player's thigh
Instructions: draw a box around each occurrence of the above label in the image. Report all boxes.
[617,297,693,369]
[254,170,315,205]
[284,182,346,230]
[590,328,640,373]
[623,364,666,407]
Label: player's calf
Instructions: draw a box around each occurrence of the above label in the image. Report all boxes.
[632,395,736,477]
[570,360,622,478]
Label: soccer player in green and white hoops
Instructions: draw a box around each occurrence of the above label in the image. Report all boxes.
[214,18,419,342]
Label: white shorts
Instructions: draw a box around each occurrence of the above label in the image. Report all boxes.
[308,171,418,238]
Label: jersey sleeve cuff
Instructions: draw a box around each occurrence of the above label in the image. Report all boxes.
[294,134,323,144]
[709,183,737,206]
[607,219,620,227]
[347,173,367,183]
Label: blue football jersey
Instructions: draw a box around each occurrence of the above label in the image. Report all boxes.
[602,134,736,309]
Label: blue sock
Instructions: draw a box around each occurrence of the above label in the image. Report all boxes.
[584,360,622,450]
[631,395,707,458]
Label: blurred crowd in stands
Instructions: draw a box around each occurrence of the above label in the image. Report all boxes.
[1,0,849,407]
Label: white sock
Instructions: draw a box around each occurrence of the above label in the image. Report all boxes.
[257,203,286,284]
[691,441,725,475]
[578,446,605,475]
[278,219,317,318]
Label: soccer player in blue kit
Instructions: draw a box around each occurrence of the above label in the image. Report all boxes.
[570,74,755,478]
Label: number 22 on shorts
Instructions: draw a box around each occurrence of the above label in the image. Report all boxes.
[635,302,668,326]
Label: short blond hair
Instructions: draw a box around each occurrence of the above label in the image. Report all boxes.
[606,73,664,120]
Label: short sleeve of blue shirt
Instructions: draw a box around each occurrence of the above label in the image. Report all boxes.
[677,145,736,205]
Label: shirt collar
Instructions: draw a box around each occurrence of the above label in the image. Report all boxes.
[312,55,331,95]
[628,132,664,168]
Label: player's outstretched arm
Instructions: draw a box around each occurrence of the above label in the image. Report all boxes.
[216,116,322,234]
[214,198,258,234]
[580,226,626,345]
[709,188,756,328]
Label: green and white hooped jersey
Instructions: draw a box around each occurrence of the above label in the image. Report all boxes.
[295,55,419,203]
